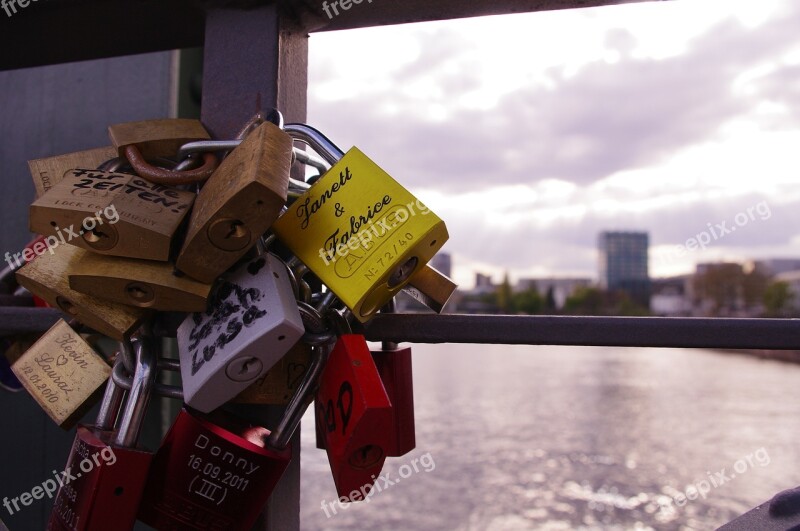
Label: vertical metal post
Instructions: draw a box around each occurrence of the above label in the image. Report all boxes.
[201,7,308,531]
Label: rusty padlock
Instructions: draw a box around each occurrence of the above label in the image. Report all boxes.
[273,124,449,322]
[109,118,216,184]
[15,245,147,340]
[176,121,293,283]
[47,338,156,530]
[316,334,392,501]
[68,251,212,312]
[138,343,328,530]
[10,319,111,429]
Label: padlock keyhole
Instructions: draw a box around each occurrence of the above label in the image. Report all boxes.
[348,444,384,469]
[84,228,109,243]
[55,296,78,316]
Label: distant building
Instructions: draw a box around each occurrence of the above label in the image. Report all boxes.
[775,271,800,312]
[598,231,650,308]
[651,276,692,316]
[516,277,592,310]
[429,253,452,278]
[750,258,800,277]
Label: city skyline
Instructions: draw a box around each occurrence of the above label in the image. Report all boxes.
[308,0,800,289]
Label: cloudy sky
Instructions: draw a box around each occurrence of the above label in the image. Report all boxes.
[306,0,800,288]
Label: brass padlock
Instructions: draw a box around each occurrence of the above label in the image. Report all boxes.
[232,340,311,405]
[403,264,457,313]
[15,245,147,340]
[10,319,111,429]
[272,145,449,322]
[109,118,210,160]
[176,121,292,283]
[29,168,195,261]
[68,252,212,312]
[28,146,118,199]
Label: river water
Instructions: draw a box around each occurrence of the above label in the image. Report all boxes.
[299,344,800,530]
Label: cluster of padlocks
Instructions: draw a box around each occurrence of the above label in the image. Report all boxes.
[2,112,456,530]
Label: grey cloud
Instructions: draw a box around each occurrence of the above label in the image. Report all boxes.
[310,4,800,191]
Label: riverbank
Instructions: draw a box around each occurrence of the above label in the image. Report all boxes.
[718,349,800,364]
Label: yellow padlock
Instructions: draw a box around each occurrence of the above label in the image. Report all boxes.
[272,147,448,322]
[29,169,195,261]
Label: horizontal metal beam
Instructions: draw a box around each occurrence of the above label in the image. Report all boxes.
[362,314,800,350]
[0,0,665,71]
[0,307,61,335]
[307,0,668,32]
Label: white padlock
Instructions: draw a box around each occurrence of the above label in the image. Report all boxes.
[178,253,304,412]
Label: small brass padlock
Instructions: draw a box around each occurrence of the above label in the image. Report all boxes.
[403,264,457,313]
[15,245,148,340]
[28,146,118,199]
[272,146,449,322]
[176,121,293,283]
[29,168,195,261]
[109,118,210,160]
[11,319,111,429]
[232,341,311,405]
[68,252,212,312]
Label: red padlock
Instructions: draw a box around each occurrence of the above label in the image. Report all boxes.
[47,338,156,531]
[137,343,328,530]
[371,341,416,457]
[316,334,392,502]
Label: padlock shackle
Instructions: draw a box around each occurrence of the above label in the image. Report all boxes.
[95,356,126,431]
[283,124,344,166]
[267,343,330,451]
[113,337,157,447]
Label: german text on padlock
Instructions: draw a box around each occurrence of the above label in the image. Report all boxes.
[29,169,195,261]
[316,334,393,500]
[15,245,147,340]
[11,319,111,429]
[28,146,118,199]
[68,251,212,312]
[47,339,156,531]
[272,146,449,322]
[176,121,293,283]
[177,253,304,413]
[137,408,291,531]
